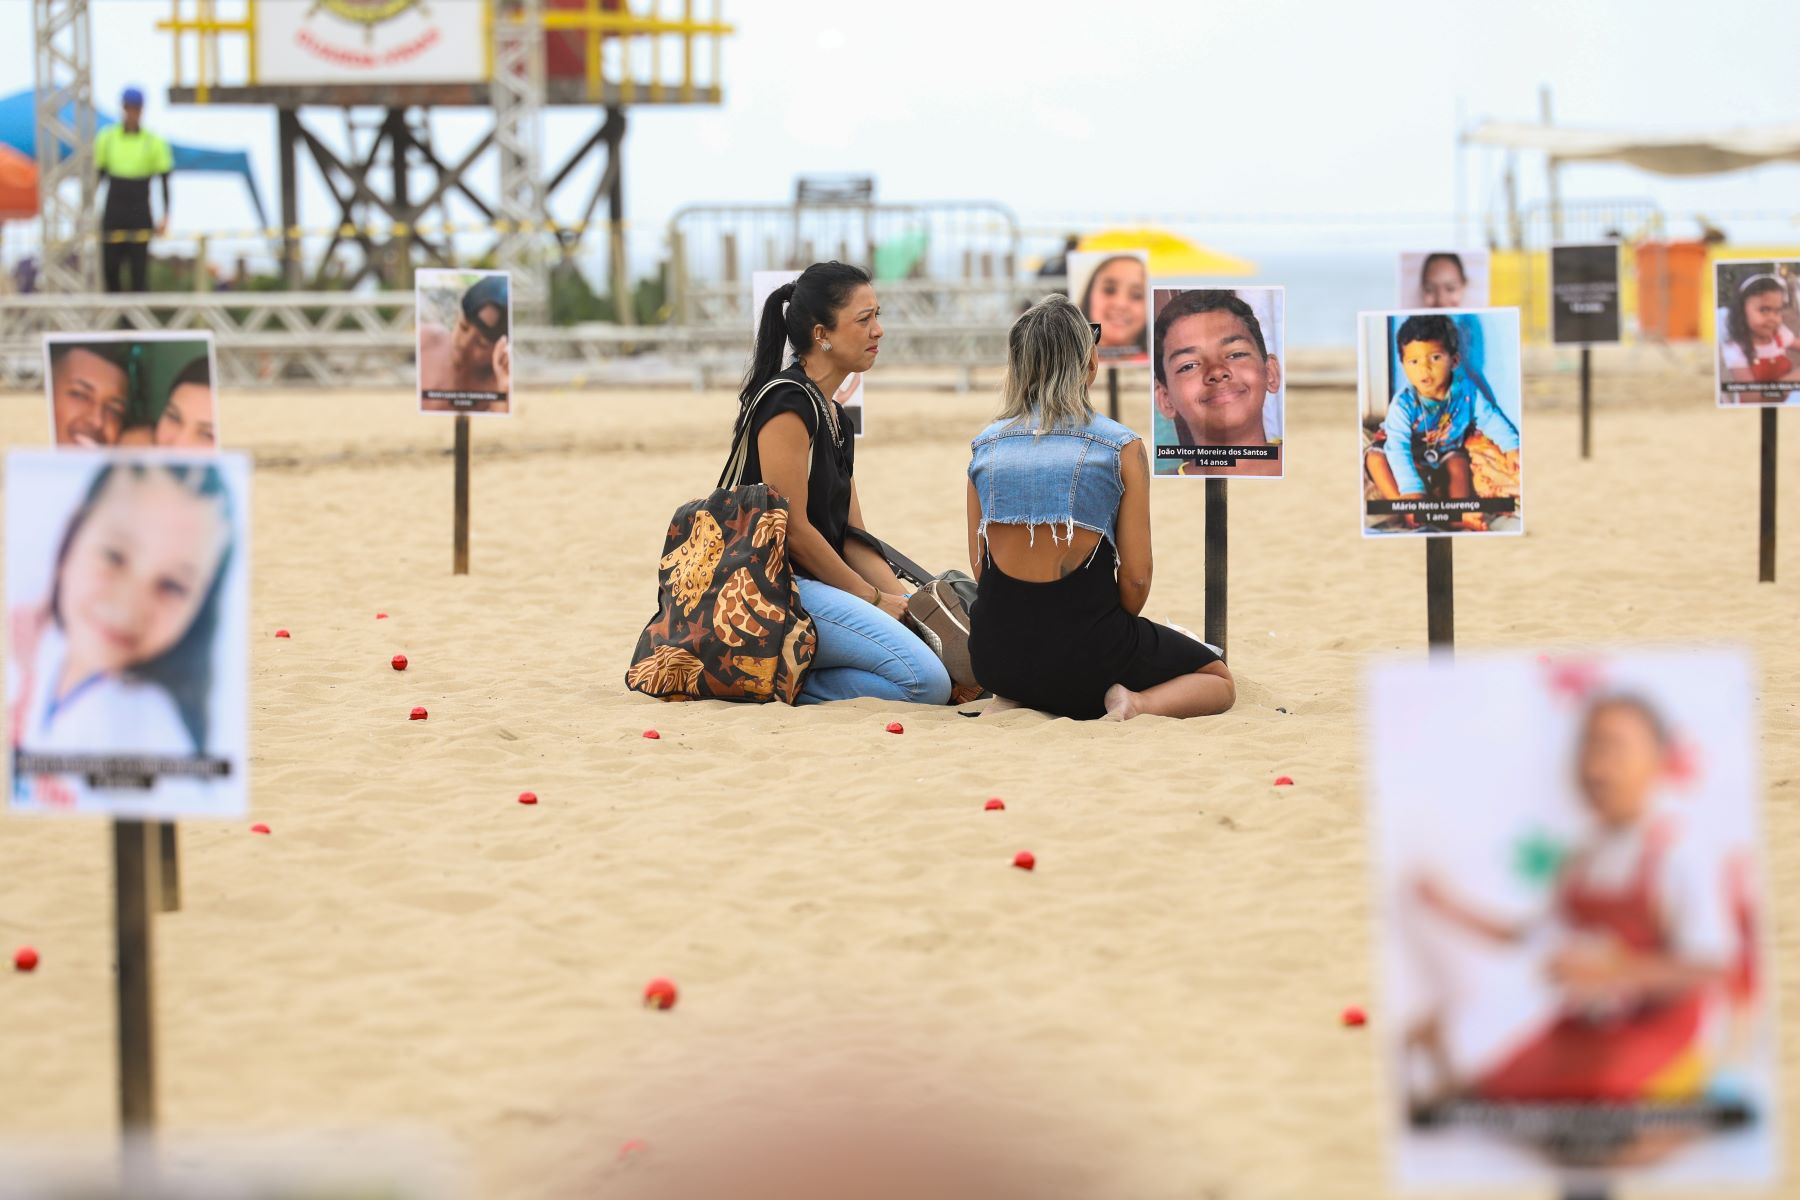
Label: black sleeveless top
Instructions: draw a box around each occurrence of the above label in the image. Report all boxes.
[738,365,856,564]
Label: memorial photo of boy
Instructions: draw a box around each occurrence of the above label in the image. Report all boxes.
[1714,261,1800,407]
[418,270,512,414]
[44,333,219,450]
[1369,651,1776,1188]
[1151,287,1284,478]
[1360,310,1521,535]
[7,451,251,819]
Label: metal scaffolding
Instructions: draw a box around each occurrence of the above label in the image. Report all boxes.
[492,0,550,321]
[32,0,100,293]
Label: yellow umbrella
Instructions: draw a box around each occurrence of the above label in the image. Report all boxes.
[1077,228,1255,277]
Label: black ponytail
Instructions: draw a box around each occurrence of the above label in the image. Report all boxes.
[733,261,872,438]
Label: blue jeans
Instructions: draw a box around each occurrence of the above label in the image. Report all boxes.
[795,578,952,706]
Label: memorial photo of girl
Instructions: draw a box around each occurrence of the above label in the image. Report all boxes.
[1372,653,1774,1184]
[1070,251,1148,364]
[7,452,249,816]
[1714,261,1800,406]
[1360,310,1521,535]
[45,333,218,449]
[1398,250,1491,309]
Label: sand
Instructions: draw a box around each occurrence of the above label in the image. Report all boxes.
[1,344,1798,1199]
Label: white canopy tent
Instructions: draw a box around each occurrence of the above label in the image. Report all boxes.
[1464,121,1800,176]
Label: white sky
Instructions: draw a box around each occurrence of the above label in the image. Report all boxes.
[3,0,1798,267]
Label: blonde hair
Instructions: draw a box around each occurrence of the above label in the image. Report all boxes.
[997,294,1095,429]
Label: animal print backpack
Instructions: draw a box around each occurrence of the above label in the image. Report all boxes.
[624,379,821,704]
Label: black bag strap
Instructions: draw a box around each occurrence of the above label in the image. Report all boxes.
[843,526,934,590]
[718,374,825,492]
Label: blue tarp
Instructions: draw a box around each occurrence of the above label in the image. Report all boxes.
[0,89,268,229]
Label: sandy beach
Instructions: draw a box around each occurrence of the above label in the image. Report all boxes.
[1,343,1797,1199]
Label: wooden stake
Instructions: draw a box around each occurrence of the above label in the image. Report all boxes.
[114,820,157,1133]
[154,822,179,913]
[453,413,470,575]
[1562,1185,1611,1200]
[1204,479,1227,657]
[1760,407,1777,583]
[1426,539,1454,651]
[1579,346,1592,460]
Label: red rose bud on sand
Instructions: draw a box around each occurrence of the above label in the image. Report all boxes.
[1274,776,1294,786]
[250,823,270,835]
[409,707,428,721]
[1341,1006,1367,1027]
[1012,851,1035,871]
[642,729,660,740]
[643,978,678,1010]
[885,721,904,734]
[517,791,537,806]
[985,798,1005,811]
[274,629,290,638]
[376,612,389,619]
[14,947,39,972]
[617,1139,649,1163]
[391,654,408,671]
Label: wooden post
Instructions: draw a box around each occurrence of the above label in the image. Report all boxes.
[1106,366,1120,422]
[1426,540,1454,651]
[154,823,179,912]
[278,108,301,289]
[1562,1186,1610,1200]
[1579,346,1592,460]
[720,231,738,283]
[114,820,157,1133]
[1760,407,1777,583]
[1204,479,1227,657]
[453,414,470,575]
[603,106,633,326]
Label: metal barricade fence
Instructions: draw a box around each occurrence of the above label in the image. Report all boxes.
[0,278,1060,390]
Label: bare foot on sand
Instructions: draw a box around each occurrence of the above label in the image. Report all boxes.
[1103,684,1141,721]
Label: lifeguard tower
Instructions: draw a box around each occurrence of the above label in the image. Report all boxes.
[32,0,732,316]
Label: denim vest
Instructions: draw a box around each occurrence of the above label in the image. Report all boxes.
[969,411,1138,547]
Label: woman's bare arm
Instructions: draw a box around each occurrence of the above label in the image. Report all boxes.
[845,481,909,598]
[757,414,880,600]
[966,479,984,581]
[1114,439,1152,616]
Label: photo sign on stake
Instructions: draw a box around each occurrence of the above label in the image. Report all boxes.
[1367,648,1779,1191]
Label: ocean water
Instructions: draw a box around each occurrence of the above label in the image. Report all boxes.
[1206,248,1410,349]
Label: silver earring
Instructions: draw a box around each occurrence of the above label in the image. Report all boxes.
[821,340,832,351]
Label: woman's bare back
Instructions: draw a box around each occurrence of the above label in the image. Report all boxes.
[984,522,1103,581]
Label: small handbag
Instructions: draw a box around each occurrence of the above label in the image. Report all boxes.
[844,527,982,695]
[624,378,825,704]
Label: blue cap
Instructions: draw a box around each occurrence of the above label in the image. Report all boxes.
[121,86,145,108]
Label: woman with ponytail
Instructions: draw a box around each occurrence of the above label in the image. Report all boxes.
[730,262,952,706]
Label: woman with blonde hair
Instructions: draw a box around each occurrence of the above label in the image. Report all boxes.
[965,295,1234,720]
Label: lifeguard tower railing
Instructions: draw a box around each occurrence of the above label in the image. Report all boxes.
[160,0,729,105]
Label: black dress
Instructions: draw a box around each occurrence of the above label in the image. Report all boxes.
[737,366,854,563]
[968,539,1221,720]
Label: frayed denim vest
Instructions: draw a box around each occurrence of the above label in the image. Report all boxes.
[969,412,1138,548]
